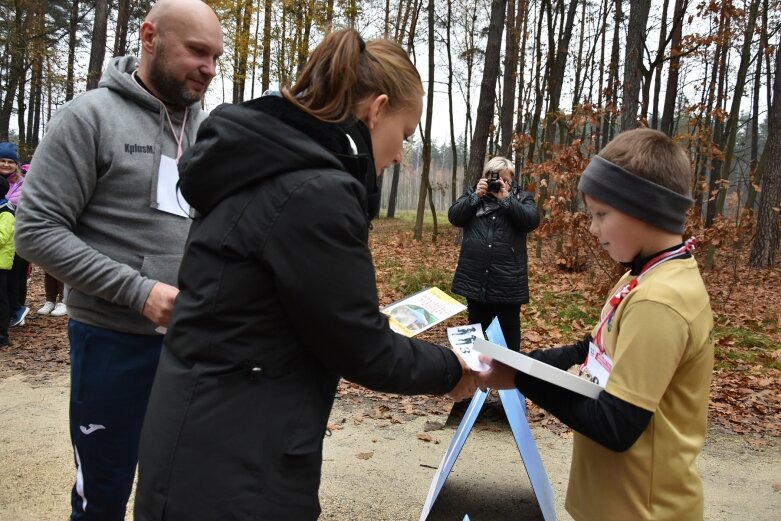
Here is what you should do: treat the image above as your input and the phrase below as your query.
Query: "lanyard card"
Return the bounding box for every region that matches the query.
[581,341,613,389]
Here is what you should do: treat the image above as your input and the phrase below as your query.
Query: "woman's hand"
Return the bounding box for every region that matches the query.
[475,178,488,198]
[446,355,477,401]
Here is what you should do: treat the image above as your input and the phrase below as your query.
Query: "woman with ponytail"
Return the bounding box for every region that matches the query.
[135,29,475,521]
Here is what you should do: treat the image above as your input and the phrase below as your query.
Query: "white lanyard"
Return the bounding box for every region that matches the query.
[164,108,188,164]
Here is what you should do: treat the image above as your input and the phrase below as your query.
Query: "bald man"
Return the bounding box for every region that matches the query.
[15,1,223,519]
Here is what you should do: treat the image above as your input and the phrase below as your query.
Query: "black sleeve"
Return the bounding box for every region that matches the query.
[504,190,540,233]
[526,334,591,370]
[516,335,653,452]
[447,188,478,227]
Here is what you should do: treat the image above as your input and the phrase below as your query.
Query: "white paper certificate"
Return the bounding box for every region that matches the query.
[473,338,602,399]
[447,323,489,372]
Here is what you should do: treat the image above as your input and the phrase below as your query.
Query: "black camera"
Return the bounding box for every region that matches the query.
[486,171,503,193]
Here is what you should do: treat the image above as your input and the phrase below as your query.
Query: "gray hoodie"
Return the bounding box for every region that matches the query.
[15,56,206,334]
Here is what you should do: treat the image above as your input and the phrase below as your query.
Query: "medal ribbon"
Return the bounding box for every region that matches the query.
[592,237,698,353]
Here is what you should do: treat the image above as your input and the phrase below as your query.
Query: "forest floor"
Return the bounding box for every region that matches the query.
[0,217,779,519]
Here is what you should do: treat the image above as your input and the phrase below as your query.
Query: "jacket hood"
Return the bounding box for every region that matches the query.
[98,56,202,114]
[179,96,378,217]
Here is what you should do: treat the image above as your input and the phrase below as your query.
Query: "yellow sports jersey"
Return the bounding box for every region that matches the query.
[566,257,714,521]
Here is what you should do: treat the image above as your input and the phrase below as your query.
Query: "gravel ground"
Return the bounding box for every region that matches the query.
[1,372,779,520]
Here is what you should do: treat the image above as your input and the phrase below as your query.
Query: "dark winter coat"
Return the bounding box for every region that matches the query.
[448,186,539,304]
[134,96,463,521]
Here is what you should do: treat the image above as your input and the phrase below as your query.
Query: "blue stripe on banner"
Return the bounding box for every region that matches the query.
[418,317,556,521]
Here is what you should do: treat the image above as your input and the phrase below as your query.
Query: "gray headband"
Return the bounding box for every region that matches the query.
[578,155,693,234]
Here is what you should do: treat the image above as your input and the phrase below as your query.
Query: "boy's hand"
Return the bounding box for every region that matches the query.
[475,355,517,391]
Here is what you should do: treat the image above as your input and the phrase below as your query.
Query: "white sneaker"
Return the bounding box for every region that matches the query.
[50,302,68,317]
[37,301,56,315]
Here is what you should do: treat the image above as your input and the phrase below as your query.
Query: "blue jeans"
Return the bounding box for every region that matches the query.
[68,320,162,521]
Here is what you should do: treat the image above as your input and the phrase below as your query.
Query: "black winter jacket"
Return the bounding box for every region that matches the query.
[449,186,539,304]
[134,97,463,521]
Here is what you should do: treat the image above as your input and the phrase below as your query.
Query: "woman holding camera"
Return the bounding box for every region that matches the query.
[448,156,539,351]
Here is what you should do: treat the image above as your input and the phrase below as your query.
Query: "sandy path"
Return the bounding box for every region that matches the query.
[1,372,779,520]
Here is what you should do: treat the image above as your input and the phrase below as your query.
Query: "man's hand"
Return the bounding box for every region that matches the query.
[475,355,517,391]
[446,355,477,401]
[142,282,179,327]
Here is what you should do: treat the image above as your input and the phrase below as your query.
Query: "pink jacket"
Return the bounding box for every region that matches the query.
[5,173,24,207]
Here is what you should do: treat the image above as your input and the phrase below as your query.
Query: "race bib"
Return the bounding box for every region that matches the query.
[581,341,613,389]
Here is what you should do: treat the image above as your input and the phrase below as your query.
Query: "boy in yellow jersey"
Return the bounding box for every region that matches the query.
[477,128,714,521]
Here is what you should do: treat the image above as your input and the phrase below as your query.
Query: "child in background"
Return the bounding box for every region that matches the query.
[477,128,714,521]
[0,176,16,346]
[37,272,67,316]
[0,143,28,326]
[21,163,67,318]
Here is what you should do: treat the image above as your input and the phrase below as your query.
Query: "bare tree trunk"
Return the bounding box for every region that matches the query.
[386,163,401,218]
[261,0,271,93]
[27,1,44,151]
[704,6,729,229]
[459,0,478,186]
[17,69,27,152]
[620,0,651,131]
[86,0,110,90]
[414,0,437,241]
[296,0,316,76]
[513,0,530,178]
[648,0,670,128]
[748,39,781,268]
[660,0,685,135]
[325,0,334,34]
[526,0,546,163]
[249,0,262,99]
[466,0,507,185]
[113,0,131,57]
[499,0,519,156]
[347,0,357,28]
[278,3,288,86]
[446,0,458,204]
[571,0,588,108]
[745,0,770,210]
[714,0,760,216]
[232,0,254,103]
[0,3,34,140]
[543,0,579,152]
[66,0,80,101]
[602,0,622,148]
[595,0,609,150]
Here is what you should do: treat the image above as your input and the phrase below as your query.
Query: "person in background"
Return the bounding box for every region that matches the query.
[448,156,539,351]
[14,1,224,519]
[134,28,475,521]
[0,176,15,347]
[0,142,29,327]
[477,128,714,521]
[17,160,66,318]
[37,272,67,317]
